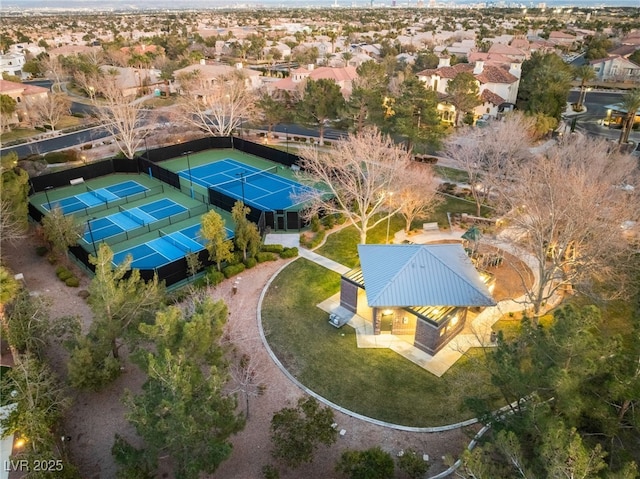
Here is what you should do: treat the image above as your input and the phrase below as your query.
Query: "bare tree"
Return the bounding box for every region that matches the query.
[445,113,534,216]
[495,136,639,320]
[87,71,147,159]
[27,93,70,132]
[176,70,256,136]
[39,55,65,90]
[393,162,442,233]
[227,345,267,419]
[296,127,423,244]
[0,198,26,245]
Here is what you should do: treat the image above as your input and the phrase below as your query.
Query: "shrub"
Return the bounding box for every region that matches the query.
[36,246,48,256]
[262,464,280,479]
[279,247,298,259]
[261,244,284,253]
[244,257,257,269]
[223,263,246,278]
[397,449,429,479]
[310,215,321,233]
[65,276,80,287]
[44,150,79,164]
[228,251,243,265]
[57,269,73,281]
[55,265,67,275]
[324,141,331,146]
[256,252,277,263]
[47,255,57,265]
[205,269,225,286]
[78,290,90,300]
[322,214,335,229]
[81,143,93,150]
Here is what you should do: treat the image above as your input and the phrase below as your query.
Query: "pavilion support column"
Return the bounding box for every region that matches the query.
[373,307,381,335]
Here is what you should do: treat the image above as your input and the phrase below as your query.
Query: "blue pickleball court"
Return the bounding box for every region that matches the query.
[178,158,316,211]
[43,180,148,215]
[112,223,234,269]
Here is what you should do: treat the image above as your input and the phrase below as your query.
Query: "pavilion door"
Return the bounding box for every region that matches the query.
[380,310,394,333]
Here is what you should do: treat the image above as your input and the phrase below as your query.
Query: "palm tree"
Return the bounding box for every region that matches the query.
[574,65,595,112]
[619,88,640,145]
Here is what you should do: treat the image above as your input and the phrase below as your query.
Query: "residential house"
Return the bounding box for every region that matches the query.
[261,42,292,61]
[338,244,495,355]
[173,61,262,92]
[621,30,640,46]
[486,42,529,62]
[98,66,164,97]
[434,39,476,59]
[548,31,577,49]
[0,79,49,128]
[268,64,358,99]
[0,53,26,78]
[46,44,101,59]
[589,55,640,83]
[417,56,521,123]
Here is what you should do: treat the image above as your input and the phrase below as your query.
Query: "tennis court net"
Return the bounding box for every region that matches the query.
[87,185,111,203]
[118,205,146,226]
[159,230,192,254]
[213,165,279,191]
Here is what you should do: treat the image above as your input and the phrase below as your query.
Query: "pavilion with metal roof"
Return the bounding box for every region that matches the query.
[339,243,496,355]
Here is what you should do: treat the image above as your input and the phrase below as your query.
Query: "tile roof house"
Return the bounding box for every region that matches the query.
[589,55,640,83]
[339,244,495,355]
[173,61,263,92]
[487,42,528,62]
[98,66,164,97]
[268,64,358,99]
[549,31,577,47]
[0,79,49,128]
[416,56,521,123]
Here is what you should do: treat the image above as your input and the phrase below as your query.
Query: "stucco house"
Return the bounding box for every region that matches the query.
[0,53,26,78]
[0,79,49,128]
[339,244,495,355]
[589,55,640,83]
[173,61,262,92]
[416,56,521,123]
[268,64,358,99]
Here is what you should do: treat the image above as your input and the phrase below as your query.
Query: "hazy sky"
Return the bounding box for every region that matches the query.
[4,0,640,7]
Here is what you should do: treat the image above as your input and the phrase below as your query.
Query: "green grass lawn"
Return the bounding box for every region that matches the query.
[315,196,490,268]
[1,127,41,144]
[262,258,503,426]
[434,165,470,183]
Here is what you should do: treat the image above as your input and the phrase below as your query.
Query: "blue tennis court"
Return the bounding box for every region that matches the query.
[43,180,148,215]
[83,198,187,243]
[112,223,234,269]
[178,158,316,211]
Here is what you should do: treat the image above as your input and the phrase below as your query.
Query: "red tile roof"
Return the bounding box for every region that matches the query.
[480,89,505,106]
[475,65,518,84]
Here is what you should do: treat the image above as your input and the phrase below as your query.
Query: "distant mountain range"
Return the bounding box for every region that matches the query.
[3,0,640,9]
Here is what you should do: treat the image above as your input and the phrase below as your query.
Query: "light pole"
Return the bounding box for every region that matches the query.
[43,186,53,210]
[236,171,246,204]
[182,150,194,198]
[86,218,97,255]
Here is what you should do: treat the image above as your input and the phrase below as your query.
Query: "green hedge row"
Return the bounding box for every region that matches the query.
[55,265,80,287]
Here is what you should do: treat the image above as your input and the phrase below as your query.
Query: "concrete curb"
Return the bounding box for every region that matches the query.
[256,258,480,434]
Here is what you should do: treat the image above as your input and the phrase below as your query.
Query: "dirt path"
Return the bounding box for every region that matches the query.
[3,233,472,478]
